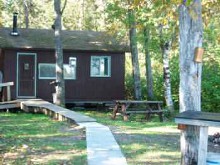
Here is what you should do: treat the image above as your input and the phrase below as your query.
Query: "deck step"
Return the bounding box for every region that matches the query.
[0,101,20,110]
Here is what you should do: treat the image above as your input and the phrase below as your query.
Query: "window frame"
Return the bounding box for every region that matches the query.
[38,63,56,79]
[38,58,77,80]
[90,56,111,77]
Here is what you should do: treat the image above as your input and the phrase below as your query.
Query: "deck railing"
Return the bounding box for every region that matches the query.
[0,82,14,101]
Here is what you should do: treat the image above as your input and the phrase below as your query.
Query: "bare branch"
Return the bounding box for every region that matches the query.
[61,0,67,15]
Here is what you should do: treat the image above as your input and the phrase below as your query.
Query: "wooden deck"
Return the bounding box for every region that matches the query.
[0,100,20,110]
[0,99,96,123]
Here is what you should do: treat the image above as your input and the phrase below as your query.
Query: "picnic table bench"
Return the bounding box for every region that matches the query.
[111,100,164,122]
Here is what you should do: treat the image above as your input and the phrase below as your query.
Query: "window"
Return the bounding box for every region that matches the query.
[39,63,56,79]
[65,57,77,79]
[90,56,111,77]
[39,57,77,79]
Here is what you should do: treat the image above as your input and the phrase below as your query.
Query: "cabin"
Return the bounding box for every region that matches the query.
[0,27,128,103]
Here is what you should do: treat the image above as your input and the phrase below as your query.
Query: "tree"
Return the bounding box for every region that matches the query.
[0,0,3,27]
[53,0,67,106]
[23,0,32,28]
[2,0,54,29]
[159,24,175,112]
[128,3,142,100]
[179,0,203,164]
[143,28,154,100]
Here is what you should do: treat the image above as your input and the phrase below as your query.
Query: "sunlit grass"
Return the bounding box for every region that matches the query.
[0,112,87,165]
[77,109,181,165]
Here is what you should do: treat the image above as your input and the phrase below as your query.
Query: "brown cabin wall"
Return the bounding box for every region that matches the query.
[2,49,125,102]
[2,49,17,99]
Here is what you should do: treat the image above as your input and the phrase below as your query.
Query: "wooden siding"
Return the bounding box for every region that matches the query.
[2,49,125,102]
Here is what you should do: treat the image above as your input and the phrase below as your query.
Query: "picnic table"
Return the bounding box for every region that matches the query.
[111,100,164,121]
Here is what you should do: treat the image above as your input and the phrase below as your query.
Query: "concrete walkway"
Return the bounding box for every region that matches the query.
[80,122,127,165]
[19,99,127,165]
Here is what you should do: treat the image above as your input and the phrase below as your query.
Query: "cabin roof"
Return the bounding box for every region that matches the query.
[0,28,129,52]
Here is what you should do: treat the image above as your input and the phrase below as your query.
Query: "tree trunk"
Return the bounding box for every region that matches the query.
[159,25,174,112]
[179,0,203,164]
[128,9,142,100]
[161,41,174,112]
[23,0,29,29]
[54,0,65,106]
[143,28,154,100]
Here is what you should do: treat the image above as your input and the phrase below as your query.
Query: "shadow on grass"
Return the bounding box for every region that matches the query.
[77,109,181,165]
[113,131,180,165]
[0,112,87,165]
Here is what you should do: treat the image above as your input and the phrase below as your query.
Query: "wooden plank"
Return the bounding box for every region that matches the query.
[126,110,163,114]
[0,82,14,87]
[175,118,220,127]
[0,103,19,110]
[175,110,220,122]
[0,100,20,110]
[73,101,114,105]
[115,100,163,104]
[6,86,11,101]
[198,126,208,165]
[175,111,220,127]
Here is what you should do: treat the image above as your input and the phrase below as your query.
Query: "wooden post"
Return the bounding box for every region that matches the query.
[111,103,119,120]
[198,126,208,165]
[6,85,11,101]
[121,104,128,121]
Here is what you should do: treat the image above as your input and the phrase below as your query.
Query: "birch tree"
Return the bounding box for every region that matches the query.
[159,24,175,112]
[53,0,67,106]
[179,0,203,164]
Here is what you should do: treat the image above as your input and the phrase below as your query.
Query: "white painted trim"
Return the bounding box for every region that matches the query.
[38,63,76,80]
[17,52,37,98]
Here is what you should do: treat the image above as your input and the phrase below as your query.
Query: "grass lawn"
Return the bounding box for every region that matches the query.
[77,109,181,165]
[0,109,181,165]
[0,111,87,165]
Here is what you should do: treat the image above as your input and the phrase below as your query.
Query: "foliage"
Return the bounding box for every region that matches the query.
[2,0,54,29]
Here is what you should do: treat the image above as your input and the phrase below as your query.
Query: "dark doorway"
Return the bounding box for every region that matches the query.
[17,53,36,98]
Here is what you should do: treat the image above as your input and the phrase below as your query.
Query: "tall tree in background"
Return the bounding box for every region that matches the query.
[23,0,32,28]
[0,0,3,27]
[3,0,54,29]
[179,0,203,164]
[143,28,154,100]
[53,0,67,106]
[128,3,142,100]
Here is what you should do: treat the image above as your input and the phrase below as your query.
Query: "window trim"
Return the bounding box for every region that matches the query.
[38,63,56,79]
[90,56,111,77]
[38,61,77,80]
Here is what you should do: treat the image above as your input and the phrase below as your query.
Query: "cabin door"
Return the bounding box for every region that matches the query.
[17,53,36,98]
